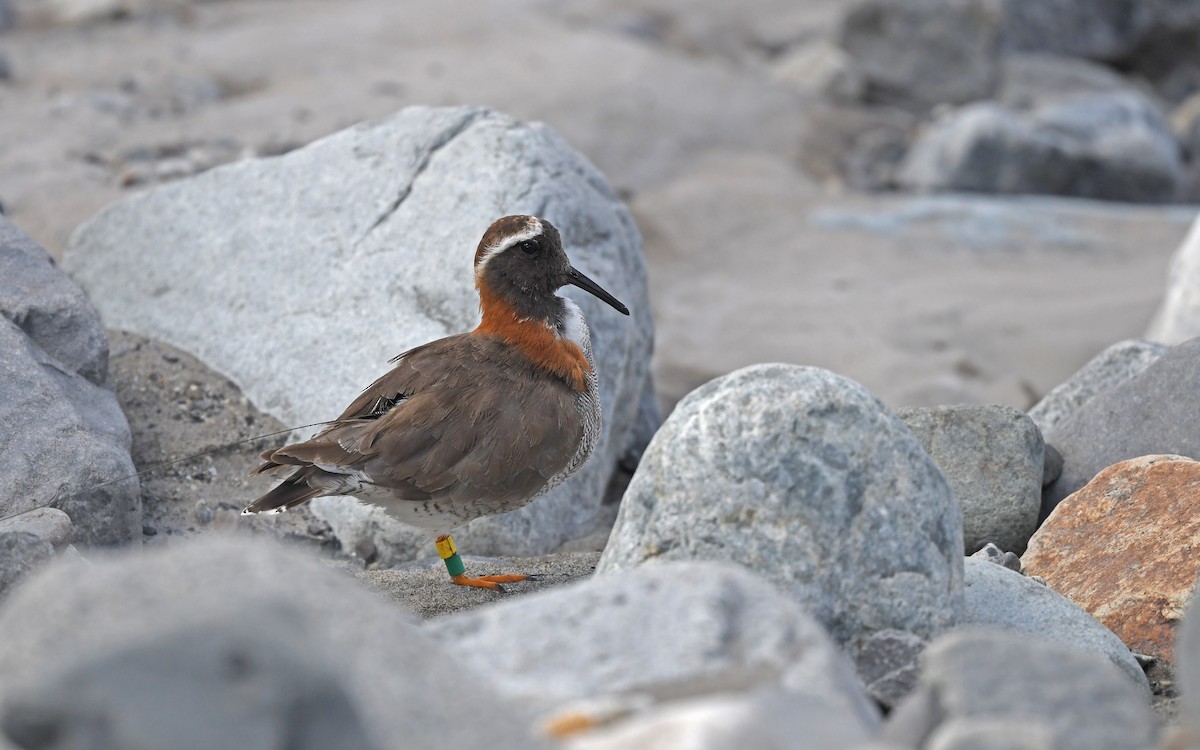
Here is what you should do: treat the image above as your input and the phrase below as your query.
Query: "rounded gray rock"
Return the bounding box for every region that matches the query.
[883,628,1158,750]
[855,629,926,709]
[0,536,546,750]
[1041,443,1063,487]
[1028,339,1168,435]
[897,102,1077,196]
[597,364,964,654]
[0,216,138,547]
[0,507,73,551]
[0,317,138,547]
[0,214,108,385]
[431,560,879,728]
[1042,336,1200,512]
[970,542,1022,572]
[897,404,1043,555]
[961,557,1148,692]
[3,615,379,750]
[898,93,1184,203]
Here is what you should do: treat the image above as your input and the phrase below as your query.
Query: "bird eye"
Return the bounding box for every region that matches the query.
[519,239,539,255]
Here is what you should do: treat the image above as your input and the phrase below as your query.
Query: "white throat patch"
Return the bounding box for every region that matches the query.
[475,218,543,273]
[559,297,589,348]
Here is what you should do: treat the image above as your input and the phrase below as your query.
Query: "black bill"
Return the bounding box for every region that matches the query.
[567,267,630,315]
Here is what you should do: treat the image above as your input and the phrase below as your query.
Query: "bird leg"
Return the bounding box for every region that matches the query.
[435,535,528,590]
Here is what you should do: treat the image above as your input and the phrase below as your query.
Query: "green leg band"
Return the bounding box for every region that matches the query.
[442,552,466,577]
[435,535,466,577]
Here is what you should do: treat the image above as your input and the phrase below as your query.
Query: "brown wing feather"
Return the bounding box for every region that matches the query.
[243,468,324,512]
[248,333,584,513]
[334,337,461,421]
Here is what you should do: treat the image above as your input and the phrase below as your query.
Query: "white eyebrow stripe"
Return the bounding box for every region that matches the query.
[475,218,543,271]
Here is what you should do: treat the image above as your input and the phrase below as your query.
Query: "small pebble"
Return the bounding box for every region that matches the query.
[193,501,214,525]
[142,524,158,536]
[1043,443,1064,487]
[971,542,1022,573]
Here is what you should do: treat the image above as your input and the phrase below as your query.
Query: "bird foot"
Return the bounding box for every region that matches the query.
[451,573,530,591]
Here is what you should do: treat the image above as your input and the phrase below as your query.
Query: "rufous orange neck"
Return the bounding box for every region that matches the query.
[473,283,590,392]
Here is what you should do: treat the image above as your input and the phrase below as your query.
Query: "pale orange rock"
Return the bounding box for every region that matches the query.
[1023,454,1200,662]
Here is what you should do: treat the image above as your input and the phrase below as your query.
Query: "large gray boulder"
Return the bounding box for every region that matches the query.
[1148,213,1200,344]
[838,0,1004,110]
[898,92,1184,203]
[1035,92,1183,201]
[882,629,1158,750]
[1042,337,1200,512]
[3,615,379,750]
[897,405,1043,555]
[430,561,879,728]
[961,557,1147,692]
[0,536,546,750]
[63,105,656,560]
[0,217,139,547]
[597,364,965,655]
[1028,339,1168,435]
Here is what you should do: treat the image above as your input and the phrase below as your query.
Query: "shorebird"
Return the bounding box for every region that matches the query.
[243,215,629,589]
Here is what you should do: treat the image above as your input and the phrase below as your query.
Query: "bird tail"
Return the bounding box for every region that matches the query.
[243,470,323,514]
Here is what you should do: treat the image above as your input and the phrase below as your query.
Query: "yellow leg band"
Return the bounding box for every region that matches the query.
[435,535,466,577]
[435,535,458,560]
